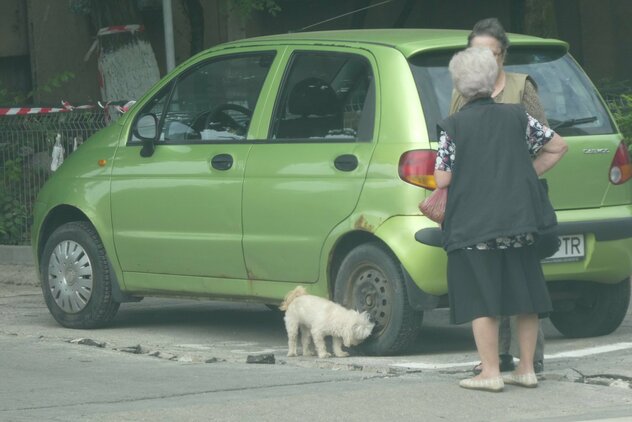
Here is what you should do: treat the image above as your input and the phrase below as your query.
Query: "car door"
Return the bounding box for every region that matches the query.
[111,50,278,282]
[242,48,379,283]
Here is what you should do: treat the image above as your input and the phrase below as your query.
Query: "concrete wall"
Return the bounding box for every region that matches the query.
[13,1,230,105]
[2,0,629,105]
[0,0,29,57]
[578,0,632,82]
[26,0,100,104]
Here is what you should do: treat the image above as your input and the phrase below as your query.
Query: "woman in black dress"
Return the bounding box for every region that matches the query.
[435,47,567,392]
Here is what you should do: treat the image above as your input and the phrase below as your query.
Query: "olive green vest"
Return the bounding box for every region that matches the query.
[449,72,529,114]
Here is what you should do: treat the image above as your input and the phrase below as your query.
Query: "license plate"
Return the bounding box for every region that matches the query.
[542,234,585,263]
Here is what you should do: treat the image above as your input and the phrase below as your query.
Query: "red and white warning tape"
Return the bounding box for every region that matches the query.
[0,100,135,116]
[61,100,96,111]
[0,107,68,116]
[96,24,144,37]
[0,24,144,118]
[85,24,145,62]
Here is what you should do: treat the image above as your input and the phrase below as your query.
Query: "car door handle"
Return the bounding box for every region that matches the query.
[211,154,233,170]
[334,154,358,172]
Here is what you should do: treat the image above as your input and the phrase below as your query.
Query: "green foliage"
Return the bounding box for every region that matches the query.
[598,79,632,155]
[229,0,281,18]
[0,68,81,246]
[610,94,632,154]
[68,0,92,15]
[0,158,28,244]
[0,71,75,105]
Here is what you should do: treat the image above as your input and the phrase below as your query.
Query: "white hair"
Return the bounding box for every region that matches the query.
[449,47,499,101]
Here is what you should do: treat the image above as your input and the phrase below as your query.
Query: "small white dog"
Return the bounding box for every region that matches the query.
[279,286,375,358]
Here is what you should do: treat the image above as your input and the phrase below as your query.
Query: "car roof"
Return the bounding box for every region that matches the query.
[219,29,569,57]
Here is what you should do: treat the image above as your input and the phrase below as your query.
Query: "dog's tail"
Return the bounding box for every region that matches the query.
[279,286,307,311]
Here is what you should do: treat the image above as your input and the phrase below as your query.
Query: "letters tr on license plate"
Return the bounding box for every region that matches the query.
[542,234,585,263]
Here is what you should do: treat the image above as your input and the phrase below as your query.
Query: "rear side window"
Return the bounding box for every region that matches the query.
[409,48,615,140]
[270,51,375,142]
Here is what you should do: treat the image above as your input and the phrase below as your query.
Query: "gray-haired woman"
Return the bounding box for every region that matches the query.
[451,17,550,376]
[435,47,567,392]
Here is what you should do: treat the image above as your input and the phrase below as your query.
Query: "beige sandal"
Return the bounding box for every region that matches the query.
[503,372,538,388]
[459,376,504,392]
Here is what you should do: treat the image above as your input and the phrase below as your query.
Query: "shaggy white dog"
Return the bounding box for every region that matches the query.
[279,286,375,358]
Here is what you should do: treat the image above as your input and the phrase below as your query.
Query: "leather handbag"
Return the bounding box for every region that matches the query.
[419,188,448,224]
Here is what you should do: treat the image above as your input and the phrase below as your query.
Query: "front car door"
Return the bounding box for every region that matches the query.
[242,47,379,283]
[111,49,277,286]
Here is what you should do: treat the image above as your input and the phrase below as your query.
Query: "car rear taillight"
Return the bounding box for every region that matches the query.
[399,150,437,190]
[609,141,632,185]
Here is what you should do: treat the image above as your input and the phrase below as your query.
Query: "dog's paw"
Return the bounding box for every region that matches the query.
[287,351,297,357]
[334,351,350,357]
[303,349,315,357]
[317,352,332,358]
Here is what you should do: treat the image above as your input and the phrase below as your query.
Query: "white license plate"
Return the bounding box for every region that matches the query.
[542,234,585,263]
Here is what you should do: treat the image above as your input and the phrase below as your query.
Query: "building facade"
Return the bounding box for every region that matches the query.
[0,0,630,106]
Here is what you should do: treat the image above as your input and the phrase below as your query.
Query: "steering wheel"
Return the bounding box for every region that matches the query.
[203,103,252,136]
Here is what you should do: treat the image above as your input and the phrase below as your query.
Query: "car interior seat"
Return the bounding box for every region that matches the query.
[275,77,343,139]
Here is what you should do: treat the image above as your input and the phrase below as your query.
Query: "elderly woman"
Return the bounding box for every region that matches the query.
[451,18,547,124]
[435,47,567,392]
[451,17,550,376]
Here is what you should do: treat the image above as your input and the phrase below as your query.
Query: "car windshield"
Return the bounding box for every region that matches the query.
[409,47,615,140]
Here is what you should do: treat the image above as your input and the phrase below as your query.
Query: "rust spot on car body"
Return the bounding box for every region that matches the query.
[354,215,374,232]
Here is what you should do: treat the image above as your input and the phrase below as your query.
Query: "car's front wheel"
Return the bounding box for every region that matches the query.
[334,242,421,355]
[40,221,120,328]
[549,278,630,338]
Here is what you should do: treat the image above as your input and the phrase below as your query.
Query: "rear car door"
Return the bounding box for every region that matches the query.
[111,50,277,281]
[242,47,379,283]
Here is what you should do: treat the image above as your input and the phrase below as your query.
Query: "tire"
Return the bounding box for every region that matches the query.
[40,221,120,328]
[334,242,421,355]
[549,278,631,338]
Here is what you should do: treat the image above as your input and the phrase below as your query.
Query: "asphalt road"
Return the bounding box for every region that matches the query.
[1,264,632,421]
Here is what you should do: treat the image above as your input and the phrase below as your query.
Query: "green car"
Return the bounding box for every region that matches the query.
[32,29,632,355]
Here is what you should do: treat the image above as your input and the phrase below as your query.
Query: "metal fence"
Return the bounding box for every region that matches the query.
[0,110,108,245]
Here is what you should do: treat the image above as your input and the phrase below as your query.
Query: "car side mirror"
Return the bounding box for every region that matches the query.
[133,114,158,157]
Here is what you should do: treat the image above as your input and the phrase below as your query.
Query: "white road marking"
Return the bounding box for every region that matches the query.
[391,360,480,370]
[579,418,632,422]
[390,342,632,370]
[543,342,632,359]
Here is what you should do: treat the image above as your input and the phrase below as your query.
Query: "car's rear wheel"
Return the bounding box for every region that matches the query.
[334,242,421,355]
[549,278,630,338]
[40,221,120,328]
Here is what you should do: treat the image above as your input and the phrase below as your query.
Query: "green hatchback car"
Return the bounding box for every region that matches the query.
[32,29,632,355]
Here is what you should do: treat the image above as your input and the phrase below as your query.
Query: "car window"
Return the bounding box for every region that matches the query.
[270,51,375,141]
[409,48,615,140]
[132,52,275,143]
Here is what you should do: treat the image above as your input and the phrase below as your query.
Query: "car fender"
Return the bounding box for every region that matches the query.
[322,212,448,297]
[32,123,127,292]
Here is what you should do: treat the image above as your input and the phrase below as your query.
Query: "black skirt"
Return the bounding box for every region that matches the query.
[447,245,553,325]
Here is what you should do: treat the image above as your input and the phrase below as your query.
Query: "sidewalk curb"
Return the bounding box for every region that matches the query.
[0,245,34,266]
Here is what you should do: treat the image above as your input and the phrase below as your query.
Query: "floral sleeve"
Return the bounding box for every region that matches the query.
[525,113,556,157]
[435,130,455,172]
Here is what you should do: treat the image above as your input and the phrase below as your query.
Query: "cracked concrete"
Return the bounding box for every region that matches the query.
[2,259,632,420]
[1,260,632,384]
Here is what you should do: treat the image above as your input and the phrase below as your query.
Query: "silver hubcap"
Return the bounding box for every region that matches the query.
[350,266,393,336]
[48,240,93,313]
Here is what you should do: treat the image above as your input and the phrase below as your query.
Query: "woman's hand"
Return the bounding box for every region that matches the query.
[533,133,568,176]
[434,169,452,189]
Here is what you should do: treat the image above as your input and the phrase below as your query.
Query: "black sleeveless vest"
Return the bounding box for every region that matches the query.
[438,97,552,252]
